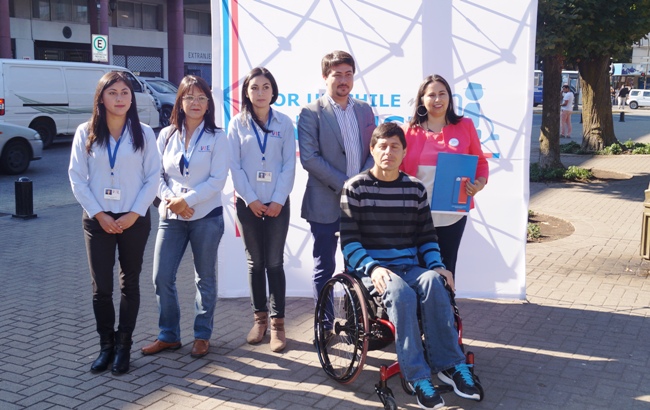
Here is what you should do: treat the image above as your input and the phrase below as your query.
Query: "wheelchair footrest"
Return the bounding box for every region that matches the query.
[375,383,395,406]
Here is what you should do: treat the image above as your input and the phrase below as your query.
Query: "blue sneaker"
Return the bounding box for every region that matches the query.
[411,379,444,410]
[437,363,481,400]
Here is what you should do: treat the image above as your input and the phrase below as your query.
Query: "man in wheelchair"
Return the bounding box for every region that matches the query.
[339,122,482,409]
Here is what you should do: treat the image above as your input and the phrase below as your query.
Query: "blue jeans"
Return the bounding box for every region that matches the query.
[152,212,224,342]
[235,198,289,318]
[309,219,340,304]
[359,265,466,383]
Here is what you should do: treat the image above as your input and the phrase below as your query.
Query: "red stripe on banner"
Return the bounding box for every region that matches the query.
[230,0,241,115]
[230,0,242,237]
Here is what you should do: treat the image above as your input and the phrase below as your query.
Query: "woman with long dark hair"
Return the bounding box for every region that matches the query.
[227,67,295,352]
[69,71,159,375]
[140,75,228,359]
[401,74,489,278]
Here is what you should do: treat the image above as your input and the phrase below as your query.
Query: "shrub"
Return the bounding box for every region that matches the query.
[530,163,593,182]
[563,166,593,181]
[597,140,650,155]
[560,141,585,154]
[530,163,567,182]
[632,145,650,155]
[599,143,622,155]
[527,222,541,241]
[623,139,636,149]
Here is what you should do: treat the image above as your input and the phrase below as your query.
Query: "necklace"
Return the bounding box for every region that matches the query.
[424,121,440,133]
[424,119,448,134]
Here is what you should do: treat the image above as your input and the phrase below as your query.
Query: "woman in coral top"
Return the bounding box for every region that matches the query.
[401,74,489,278]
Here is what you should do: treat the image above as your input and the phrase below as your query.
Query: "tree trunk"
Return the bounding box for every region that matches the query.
[578,55,617,151]
[538,54,564,169]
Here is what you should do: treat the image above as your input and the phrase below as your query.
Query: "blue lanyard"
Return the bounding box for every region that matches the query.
[107,123,127,176]
[250,109,273,161]
[181,127,205,176]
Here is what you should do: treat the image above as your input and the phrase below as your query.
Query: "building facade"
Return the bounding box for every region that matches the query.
[631,37,650,89]
[3,0,211,85]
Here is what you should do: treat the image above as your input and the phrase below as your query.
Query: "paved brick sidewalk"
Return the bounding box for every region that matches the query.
[1,114,650,409]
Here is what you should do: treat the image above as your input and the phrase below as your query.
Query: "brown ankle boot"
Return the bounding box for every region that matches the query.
[270,317,286,352]
[246,312,268,344]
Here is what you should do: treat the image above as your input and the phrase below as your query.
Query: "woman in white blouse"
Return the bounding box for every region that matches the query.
[227,67,296,352]
[140,75,228,360]
[69,71,159,375]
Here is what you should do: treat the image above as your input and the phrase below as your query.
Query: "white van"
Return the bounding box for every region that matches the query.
[0,59,159,148]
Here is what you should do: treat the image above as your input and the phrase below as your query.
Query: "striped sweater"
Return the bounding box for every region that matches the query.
[340,170,445,276]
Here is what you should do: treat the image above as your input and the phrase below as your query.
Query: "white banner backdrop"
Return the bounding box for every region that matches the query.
[211,1,537,299]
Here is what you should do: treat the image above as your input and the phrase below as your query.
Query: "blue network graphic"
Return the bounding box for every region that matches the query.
[456,82,500,158]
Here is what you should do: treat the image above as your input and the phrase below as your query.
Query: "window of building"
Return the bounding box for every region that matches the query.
[32,0,51,20]
[71,0,88,23]
[32,0,87,23]
[142,4,160,30]
[185,10,211,35]
[10,0,33,18]
[118,2,141,28]
[117,2,161,31]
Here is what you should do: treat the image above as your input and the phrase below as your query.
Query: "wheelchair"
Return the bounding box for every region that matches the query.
[314,271,484,410]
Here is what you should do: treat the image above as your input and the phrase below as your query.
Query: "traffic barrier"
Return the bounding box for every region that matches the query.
[13,177,37,219]
[642,187,650,260]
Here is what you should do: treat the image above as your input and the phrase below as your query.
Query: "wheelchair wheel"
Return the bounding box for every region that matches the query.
[314,273,369,384]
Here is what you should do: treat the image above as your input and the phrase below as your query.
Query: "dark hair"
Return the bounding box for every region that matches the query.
[408,74,463,129]
[321,50,356,78]
[86,71,144,154]
[370,122,407,149]
[170,75,219,134]
[240,67,279,133]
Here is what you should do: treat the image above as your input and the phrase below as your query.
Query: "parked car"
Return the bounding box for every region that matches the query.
[0,122,43,174]
[138,77,179,127]
[627,89,650,109]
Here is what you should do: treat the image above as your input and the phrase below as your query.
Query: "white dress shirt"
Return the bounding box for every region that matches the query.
[69,121,160,218]
[327,95,362,178]
[157,121,229,220]
[227,109,296,206]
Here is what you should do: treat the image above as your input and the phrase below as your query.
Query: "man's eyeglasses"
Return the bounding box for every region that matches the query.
[182,95,210,104]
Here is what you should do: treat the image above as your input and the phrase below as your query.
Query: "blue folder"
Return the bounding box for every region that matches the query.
[430,153,478,213]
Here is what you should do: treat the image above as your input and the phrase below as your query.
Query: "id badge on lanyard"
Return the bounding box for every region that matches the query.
[105,124,127,201]
[180,127,206,179]
[252,111,273,183]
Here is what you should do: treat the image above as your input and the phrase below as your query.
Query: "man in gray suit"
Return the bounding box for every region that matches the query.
[298,50,376,304]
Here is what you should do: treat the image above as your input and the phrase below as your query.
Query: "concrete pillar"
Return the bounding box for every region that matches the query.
[89,0,98,36]
[99,0,110,35]
[0,0,12,58]
[167,0,184,84]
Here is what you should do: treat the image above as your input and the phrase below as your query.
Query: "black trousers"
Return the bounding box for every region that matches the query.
[83,210,151,336]
[235,197,289,318]
[435,216,467,279]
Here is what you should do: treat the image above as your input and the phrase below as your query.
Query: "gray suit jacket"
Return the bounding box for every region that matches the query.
[298,96,376,224]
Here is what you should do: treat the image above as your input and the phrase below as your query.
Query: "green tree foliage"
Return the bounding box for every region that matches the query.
[536,0,650,154]
[566,1,650,151]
